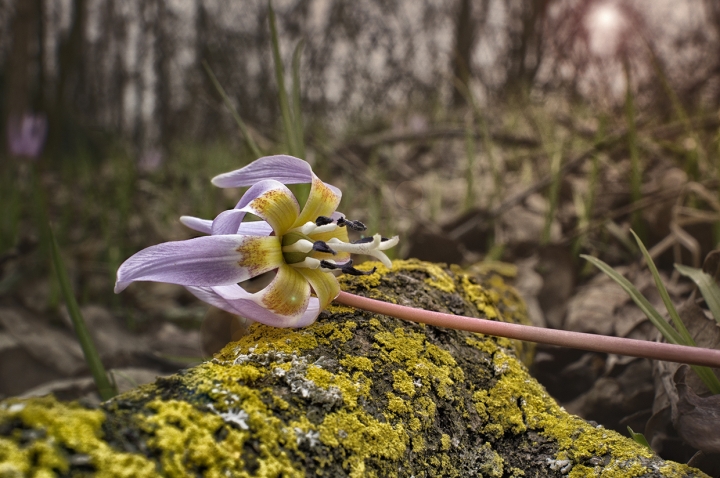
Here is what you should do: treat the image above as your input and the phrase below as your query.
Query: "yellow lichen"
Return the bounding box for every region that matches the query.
[0,260,705,477]
[318,410,407,460]
[386,393,412,414]
[340,356,374,372]
[0,397,155,477]
[441,434,451,451]
[411,435,425,453]
[391,369,416,397]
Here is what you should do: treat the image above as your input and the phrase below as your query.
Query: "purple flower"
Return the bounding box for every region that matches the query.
[138,148,164,173]
[7,113,48,159]
[116,155,398,327]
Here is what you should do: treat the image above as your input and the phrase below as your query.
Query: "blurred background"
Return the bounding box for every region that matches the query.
[2,0,720,465]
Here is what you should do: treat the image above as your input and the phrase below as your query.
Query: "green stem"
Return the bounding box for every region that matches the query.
[48,225,117,400]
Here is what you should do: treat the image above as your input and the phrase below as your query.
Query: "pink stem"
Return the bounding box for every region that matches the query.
[335,291,720,368]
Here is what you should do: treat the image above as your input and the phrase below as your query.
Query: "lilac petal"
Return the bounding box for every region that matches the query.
[212,209,249,236]
[238,221,273,236]
[180,216,212,234]
[212,155,313,187]
[115,235,282,293]
[187,284,320,328]
[182,214,272,236]
[211,154,341,198]
[212,179,298,235]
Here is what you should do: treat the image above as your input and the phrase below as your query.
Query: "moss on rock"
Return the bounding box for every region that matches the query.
[0,260,708,477]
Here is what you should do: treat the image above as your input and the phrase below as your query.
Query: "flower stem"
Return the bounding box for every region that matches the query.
[334,291,720,368]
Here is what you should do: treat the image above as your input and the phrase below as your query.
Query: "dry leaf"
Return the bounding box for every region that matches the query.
[674,366,720,454]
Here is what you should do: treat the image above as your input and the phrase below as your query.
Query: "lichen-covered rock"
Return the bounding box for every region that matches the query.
[0,260,707,477]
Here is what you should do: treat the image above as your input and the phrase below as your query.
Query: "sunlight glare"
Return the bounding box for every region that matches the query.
[586,3,626,56]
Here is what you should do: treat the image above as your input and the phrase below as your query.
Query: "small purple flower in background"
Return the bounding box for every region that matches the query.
[115,155,398,327]
[7,113,48,159]
[138,148,164,173]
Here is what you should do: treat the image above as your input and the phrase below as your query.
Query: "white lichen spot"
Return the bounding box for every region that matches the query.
[547,458,573,474]
[7,403,25,413]
[295,428,320,447]
[219,409,250,430]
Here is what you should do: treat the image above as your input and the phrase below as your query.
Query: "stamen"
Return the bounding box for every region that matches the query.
[337,217,367,231]
[312,241,336,255]
[319,259,375,276]
[290,257,321,269]
[352,236,386,244]
[282,239,314,253]
[315,216,334,226]
[377,236,399,250]
[312,223,338,234]
[293,222,318,235]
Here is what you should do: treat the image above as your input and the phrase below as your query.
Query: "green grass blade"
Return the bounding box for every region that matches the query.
[694,367,720,394]
[627,427,651,449]
[623,61,643,237]
[48,224,117,400]
[464,116,475,210]
[581,254,684,344]
[630,230,696,345]
[584,253,720,394]
[202,60,263,158]
[268,0,298,157]
[675,264,720,325]
[291,39,306,159]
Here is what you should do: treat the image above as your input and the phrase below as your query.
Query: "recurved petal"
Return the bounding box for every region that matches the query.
[188,267,319,327]
[211,210,273,237]
[291,176,342,229]
[185,285,254,319]
[213,179,300,236]
[238,221,274,236]
[212,155,320,187]
[180,216,212,234]
[240,181,300,235]
[114,235,282,293]
[296,268,340,310]
[211,155,342,203]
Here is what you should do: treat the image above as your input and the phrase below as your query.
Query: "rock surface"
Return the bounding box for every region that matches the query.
[0,260,707,477]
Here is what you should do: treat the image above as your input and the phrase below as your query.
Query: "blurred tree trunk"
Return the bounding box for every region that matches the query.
[451,0,475,106]
[154,0,171,151]
[4,0,42,137]
[704,0,720,107]
[49,0,87,154]
[503,0,550,98]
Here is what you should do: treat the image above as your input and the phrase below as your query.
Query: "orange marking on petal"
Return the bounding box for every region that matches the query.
[249,188,300,235]
[236,236,283,278]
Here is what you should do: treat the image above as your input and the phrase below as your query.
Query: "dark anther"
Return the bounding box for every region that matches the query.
[319,260,339,270]
[312,241,336,255]
[319,259,375,276]
[315,216,334,226]
[337,217,367,231]
[342,264,376,276]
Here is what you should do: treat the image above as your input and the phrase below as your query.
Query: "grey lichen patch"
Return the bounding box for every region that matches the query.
[0,260,709,477]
